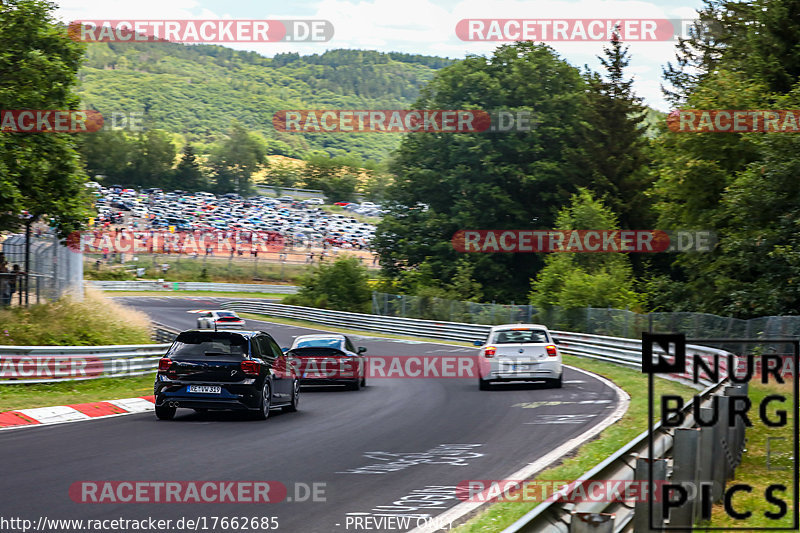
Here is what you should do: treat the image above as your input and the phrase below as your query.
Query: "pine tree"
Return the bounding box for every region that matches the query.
[577,31,651,230]
[172,145,206,191]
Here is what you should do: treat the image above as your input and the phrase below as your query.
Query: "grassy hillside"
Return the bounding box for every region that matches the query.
[76,43,452,161]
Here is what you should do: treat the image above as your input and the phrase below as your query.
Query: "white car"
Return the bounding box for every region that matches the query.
[475,324,563,389]
[196,310,246,330]
[306,198,324,205]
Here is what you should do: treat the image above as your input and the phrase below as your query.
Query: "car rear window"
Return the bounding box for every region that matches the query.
[216,311,237,318]
[294,338,343,349]
[491,329,549,344]
[168,332,249,360]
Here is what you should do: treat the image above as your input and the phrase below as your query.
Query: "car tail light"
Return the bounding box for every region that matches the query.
[484,346,496,358]
[241,360,260,376]
[158,358,172,372]
[546,345,558,357]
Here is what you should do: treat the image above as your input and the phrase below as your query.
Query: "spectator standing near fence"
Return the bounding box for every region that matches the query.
[9,264,20,303]
[0,262,9,306]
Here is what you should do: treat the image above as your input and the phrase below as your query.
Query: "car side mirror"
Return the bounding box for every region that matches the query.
[473,340,483,346]
[553,339,560,345]
[357,347,367,354]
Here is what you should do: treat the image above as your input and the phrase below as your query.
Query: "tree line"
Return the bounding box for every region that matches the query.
[78,124,393,200]
[6,0,800,320]
[78,123,267,194]
[373,0,800,319]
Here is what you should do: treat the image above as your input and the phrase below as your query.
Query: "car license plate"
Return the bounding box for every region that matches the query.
[512,364,533,371]
[188,385,221,394]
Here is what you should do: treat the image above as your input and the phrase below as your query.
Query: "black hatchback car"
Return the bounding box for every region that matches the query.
[154,330,299,420]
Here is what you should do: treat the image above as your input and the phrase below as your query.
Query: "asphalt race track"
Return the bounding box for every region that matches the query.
[0,297,622,533]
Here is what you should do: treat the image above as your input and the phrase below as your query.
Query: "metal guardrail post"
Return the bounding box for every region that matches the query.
[695,410,719,520]
[724,383,748,465]
[710,395,730,501]
[633,457,667,532]
[669,428,701,528]
[569,513,614,533]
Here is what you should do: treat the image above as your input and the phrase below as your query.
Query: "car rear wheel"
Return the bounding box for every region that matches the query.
[348,378,361,391]
[551,374,563,388]
[283,381,299,412]
[155,403,176,420]
[479,377,492,390]
[252,382,271,420]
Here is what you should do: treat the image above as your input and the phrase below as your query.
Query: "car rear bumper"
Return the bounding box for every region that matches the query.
[486,370,561,381]
[481,360,562,381]
[299,377,359,386]
[155,384,261,410]
[155,396,256,410]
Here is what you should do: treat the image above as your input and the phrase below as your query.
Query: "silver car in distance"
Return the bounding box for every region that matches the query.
[475,324,563,390]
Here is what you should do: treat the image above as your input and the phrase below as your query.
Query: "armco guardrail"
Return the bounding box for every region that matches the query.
[152,322,180,343]
[0,323,182,384]
[501,378,748,533]
[219,301,746,531]
[219,301,725,387]
[0,343,171,384]
[503,376,748,533]
[222,299,490,341]
[86,280,299,293]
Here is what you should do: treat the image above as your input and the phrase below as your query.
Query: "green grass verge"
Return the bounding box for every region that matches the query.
[0,289,152,346]
[84,255,312,284]
[102,290,291,299]
[699,379,796,530]
[452,356,698,532]
[0,374,157,412]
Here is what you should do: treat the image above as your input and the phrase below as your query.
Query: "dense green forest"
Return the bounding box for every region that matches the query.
[76,43,451,161]
[8,0,800,319]
[373,0,800,318]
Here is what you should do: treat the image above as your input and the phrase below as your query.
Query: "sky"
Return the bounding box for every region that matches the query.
[55,0,708,111]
